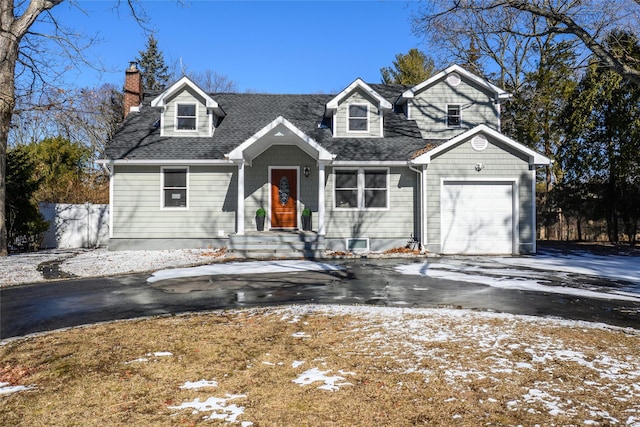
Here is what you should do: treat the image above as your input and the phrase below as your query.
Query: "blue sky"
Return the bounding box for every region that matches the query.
[54,1,426,94]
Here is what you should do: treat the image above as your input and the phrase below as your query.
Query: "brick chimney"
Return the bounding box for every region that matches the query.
[123,61,142,118]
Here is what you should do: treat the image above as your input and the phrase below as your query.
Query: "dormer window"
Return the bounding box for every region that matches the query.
[348,104,368,132]
[447,104,461,128]
[176,103,197,131]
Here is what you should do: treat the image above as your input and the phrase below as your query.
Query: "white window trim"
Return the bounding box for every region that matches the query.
[346,237,370,253]
[174,102,198,132]
[333,167,390,211]
[446,103,461,128]
[347,103,369,133]
[161,166,189,210]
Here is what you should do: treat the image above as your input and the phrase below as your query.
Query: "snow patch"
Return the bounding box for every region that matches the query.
[147,260,344,283]
[0,382,34,396]
[168,394,247,422]
[179,379,218,389]
[293,367,354,391]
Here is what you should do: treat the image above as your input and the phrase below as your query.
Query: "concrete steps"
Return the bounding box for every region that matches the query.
[227,231,325,259]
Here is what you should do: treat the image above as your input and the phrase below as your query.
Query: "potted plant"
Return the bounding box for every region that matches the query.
[301,207,312,231]
[256,208,266,231]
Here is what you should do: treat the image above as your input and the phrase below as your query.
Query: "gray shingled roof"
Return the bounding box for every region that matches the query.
[103,84,445,162]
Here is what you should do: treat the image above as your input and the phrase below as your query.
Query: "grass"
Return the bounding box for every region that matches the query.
[1,305,639,426]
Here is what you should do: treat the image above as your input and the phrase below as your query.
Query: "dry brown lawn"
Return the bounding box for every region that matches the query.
[1,305,639,426]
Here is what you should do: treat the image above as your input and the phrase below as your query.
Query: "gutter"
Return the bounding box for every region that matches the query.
[96,159,235,166]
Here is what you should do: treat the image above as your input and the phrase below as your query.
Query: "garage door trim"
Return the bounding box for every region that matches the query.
[440,178,519,255]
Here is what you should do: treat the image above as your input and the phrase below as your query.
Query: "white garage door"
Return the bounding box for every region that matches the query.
[441,181,514,254]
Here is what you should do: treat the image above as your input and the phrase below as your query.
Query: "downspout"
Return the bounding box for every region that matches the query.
[409,164,426,250]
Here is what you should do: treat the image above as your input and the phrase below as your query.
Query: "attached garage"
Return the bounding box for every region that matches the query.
[441,181,516,255]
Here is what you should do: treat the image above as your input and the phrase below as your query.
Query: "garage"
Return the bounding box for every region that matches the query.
[441,181,515,254]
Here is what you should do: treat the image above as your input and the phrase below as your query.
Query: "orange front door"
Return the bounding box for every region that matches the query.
[271,169,297,229]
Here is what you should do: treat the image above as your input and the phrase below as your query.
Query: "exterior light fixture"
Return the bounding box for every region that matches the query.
[475,163,484,172]
[304,166,310,177]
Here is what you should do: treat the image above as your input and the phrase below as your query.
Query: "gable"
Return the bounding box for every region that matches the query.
[160,87,211,136]
[332,88,384,138]
[401,64,510,102]
[411,125,551,166]
[151,76,225,138]
[325,78,392,138]
[399,65,510,140]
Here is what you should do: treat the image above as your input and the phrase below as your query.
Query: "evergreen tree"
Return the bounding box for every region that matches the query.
[380,49,435,85]
[6,145,48,251]
[501,40,578,238]
[137,34,170,91]
[25,136,91,204]
[560,31,640,243]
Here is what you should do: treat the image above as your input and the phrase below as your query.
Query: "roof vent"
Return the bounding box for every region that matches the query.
[471,136,488,151]
[447,73,461,87]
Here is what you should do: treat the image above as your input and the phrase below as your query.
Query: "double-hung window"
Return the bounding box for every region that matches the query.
[335,169,388,209]
[176,103,197,131]
[348,104,368,132]
[447,104,461,128]
[162,167,188,208]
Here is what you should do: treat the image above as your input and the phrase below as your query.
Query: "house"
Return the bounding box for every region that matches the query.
[97,62,551,256]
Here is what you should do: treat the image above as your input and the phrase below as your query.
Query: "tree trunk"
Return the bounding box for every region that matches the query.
[0,0,63,255]
[0,31,19,256]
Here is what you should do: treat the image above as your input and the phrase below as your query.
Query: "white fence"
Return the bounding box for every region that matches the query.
[40,203,109,249]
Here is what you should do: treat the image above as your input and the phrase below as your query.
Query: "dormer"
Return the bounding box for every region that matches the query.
[324,78,392,138]
[150,76,226,137]
[396,64,511,139]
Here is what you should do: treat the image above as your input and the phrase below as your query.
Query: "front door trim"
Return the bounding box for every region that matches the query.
[268,166,300,230]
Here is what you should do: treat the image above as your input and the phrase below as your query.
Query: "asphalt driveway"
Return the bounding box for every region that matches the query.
[2,256,639,340]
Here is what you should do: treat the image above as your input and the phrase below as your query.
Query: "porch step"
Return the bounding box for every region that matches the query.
[227,231,325,259]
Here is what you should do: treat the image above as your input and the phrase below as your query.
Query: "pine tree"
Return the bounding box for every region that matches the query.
[499,40,578,238]
[560,31,640,243]
[6,145,48,251]
[380,49,435,85]
[136,34,170,91]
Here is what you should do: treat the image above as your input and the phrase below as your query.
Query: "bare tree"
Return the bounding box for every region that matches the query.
[414,0,640,86]
[0,0,144,255]
[188,69,238,93]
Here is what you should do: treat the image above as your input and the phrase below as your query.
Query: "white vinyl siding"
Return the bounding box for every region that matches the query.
[334,168,388,210]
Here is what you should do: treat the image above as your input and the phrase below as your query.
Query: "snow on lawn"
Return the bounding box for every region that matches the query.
[147,259,344,283]
[168,394,249,425]
[500,249,640,284]
[397,250,640,302]
[0,248,224,286]
[292,368,355,391]
[0,382,34,396]
[166,305,640,425]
